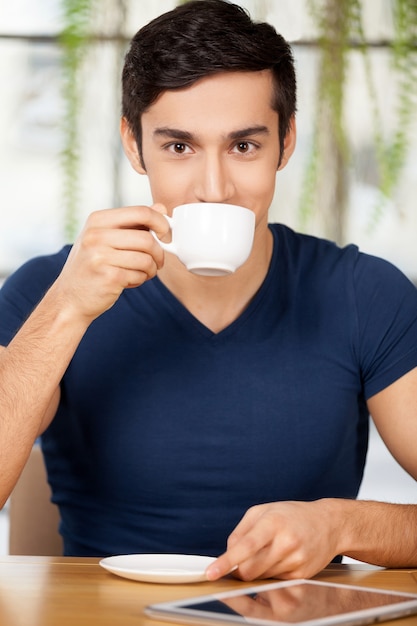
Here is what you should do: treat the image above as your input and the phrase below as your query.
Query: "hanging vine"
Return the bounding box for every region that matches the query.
[299,0,355,242]
[59,0,95,241]
[301,0,417,242]
[377,0,417,206]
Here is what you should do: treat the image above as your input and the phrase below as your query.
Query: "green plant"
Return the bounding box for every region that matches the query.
[301,0,417,242]
[59,0,95,241]
[372,0,417,224]
[300,0,353,242]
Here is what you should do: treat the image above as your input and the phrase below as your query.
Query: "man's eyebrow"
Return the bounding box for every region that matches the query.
[153,128,194,141]
[228,126,270,140]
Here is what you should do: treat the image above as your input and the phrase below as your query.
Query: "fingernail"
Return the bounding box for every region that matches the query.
[206,566,220,581]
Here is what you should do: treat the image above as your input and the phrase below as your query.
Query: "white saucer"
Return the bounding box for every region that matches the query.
[99,553,216,583]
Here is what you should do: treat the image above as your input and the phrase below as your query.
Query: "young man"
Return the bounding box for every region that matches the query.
[1,0,417,581]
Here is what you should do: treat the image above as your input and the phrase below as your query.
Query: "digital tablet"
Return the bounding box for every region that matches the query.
[145,578,417,626]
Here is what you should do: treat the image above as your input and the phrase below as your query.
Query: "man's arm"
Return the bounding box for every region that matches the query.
[342,365,417,565]
[0,205,169,507]
[206,368,417,581]
[367,367,417,483]
[0,292,88,507]
[338,368,417,567]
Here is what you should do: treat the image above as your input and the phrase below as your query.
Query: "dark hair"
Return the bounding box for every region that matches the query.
[122,0,296,164]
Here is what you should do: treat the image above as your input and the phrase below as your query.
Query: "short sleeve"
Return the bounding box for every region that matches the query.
[353,253,417,399]
[0,247,70,346]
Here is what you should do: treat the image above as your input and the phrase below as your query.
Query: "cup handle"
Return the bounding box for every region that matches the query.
[150,215,176,253]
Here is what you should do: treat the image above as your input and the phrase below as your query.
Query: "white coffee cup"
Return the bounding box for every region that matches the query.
[152,203,255,276]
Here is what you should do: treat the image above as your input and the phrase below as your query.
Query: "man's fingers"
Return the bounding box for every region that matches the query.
[206,526,269,581]
[206,556,238,581]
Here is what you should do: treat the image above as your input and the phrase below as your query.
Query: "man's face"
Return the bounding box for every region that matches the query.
[126,70,294,228]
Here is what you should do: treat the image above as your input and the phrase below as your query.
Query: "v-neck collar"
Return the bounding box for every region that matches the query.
[147,225,280,340]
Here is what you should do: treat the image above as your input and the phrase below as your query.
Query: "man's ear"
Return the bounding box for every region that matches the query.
[277,116,296,171]
[120,117,146,174]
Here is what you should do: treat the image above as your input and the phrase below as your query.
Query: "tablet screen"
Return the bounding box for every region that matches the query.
[146,579,417,626]
[181,582,409,622]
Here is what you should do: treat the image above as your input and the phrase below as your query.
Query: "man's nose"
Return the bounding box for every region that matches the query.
[194,153,235,203]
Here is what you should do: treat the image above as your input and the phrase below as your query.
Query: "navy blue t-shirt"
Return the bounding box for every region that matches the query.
[1,224,417,556]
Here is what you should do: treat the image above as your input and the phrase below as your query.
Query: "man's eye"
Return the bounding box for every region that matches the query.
[234,141,257,154]
[168,143,188,154]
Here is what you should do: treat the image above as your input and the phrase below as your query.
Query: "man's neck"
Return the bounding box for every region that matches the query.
[157,226,273,333]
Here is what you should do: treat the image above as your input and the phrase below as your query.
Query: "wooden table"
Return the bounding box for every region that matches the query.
[0,557,416,625]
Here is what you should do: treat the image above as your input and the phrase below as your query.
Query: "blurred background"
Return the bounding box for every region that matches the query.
[0,0,416,553]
